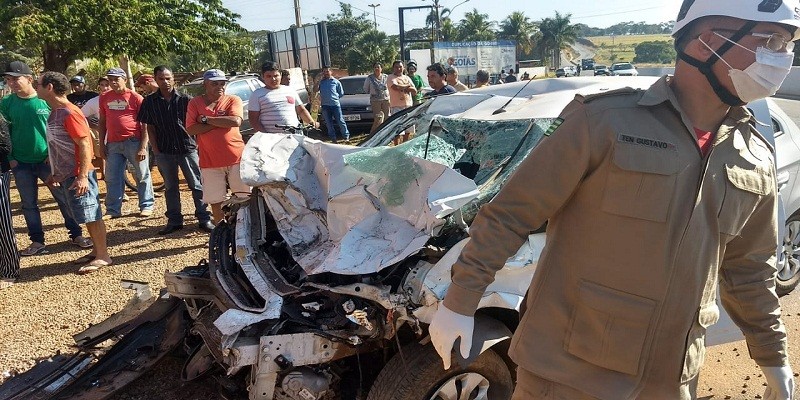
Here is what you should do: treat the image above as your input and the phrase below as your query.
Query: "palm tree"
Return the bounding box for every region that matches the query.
[499,11,536,58]
[456,8,496,41]
[426,7,453,41]
[534,11,578,68]
[346,29,399,75]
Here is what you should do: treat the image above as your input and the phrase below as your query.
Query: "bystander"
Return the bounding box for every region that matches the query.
[98,67,154,218]
[186,69,251,222]
[137,65,213,234]
[36,71,112,274]
[1,61,90,256]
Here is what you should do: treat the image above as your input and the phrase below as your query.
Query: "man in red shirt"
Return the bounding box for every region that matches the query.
[36,71,111,274]
[186,69,250,222]
[98,67,154,218]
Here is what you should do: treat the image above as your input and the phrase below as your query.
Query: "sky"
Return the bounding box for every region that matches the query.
[222,0,685,35]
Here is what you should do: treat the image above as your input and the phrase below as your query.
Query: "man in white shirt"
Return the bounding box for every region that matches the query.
[248,62,317,134]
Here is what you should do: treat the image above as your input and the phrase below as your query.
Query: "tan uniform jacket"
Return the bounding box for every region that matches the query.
[443,76,787,399]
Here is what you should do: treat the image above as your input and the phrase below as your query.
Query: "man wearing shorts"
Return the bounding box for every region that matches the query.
[36,71,111,274]
[186,69,250,222]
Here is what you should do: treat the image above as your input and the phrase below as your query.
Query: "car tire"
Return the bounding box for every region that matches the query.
[366,342,514,400]
[777,213,800,296]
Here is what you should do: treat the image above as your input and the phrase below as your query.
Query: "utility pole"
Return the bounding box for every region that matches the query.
[294,0,302,27]
[368,3,380,29]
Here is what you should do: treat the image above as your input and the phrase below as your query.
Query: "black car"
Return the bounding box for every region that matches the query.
[320,75,374,135]
[593,65,611,76]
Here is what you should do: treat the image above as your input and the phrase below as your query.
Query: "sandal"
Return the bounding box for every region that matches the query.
[20,243,47,256]
[77,259,112,275]
[70,236,94,249]
[72,254,96,265]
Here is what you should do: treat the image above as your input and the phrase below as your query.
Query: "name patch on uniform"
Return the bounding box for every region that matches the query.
[544,118,563,136]
[618,133,676,151]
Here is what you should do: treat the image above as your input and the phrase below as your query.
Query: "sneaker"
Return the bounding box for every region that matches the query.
[70,236,94,249]
[139,209,154,217]
[103,214,123,220]
[20,242,47,256]
[0,279,16,289]
[122,193,130,202]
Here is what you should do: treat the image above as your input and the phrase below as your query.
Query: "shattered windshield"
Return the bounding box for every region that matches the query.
[351,116,554,222]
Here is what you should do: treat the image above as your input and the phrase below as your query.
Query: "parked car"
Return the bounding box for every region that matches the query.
[7,77,799,400]
[330,75,373,133]
[555,65,577,77]
[594,64,611,76]
[181,74,310,141]
[610,62,639,76]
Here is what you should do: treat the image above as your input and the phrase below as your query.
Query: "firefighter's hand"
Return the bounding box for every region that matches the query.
[429,303,473,370]
[763,365,795,400]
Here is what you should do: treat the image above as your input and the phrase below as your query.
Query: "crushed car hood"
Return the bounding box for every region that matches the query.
[240,133,480,275]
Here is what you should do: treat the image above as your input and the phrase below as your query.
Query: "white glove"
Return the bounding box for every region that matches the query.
[763,365,795,400]
[429,303,474,370]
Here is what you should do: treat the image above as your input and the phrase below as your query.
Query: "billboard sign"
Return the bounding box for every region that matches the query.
[432,40,516,75]
[269,22,330,70]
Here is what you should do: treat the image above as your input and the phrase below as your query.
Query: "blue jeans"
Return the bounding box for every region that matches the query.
[321,105,350,140]
[105,139,154,216]
[11,161,82,244]
[155,151,210,226]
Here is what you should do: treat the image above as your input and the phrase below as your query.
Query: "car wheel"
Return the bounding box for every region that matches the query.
[367,342,513,400]
[777,214,800,296]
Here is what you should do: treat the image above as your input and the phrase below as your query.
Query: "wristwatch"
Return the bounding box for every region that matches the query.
[200,115,208,124]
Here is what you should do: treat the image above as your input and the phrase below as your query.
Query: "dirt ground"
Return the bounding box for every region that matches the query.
[1,162,800,400]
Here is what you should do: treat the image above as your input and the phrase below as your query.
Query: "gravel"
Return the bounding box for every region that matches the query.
[0,178,221,399]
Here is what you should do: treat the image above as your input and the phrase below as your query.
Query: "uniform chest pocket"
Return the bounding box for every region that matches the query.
[718,164,771,236]
[601,146,680,222]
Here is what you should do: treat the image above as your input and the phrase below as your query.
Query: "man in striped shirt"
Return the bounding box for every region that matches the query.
[137,66,213,235]
[248,61,317,134]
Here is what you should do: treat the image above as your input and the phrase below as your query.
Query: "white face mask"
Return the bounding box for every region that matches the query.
[702,34,794,102]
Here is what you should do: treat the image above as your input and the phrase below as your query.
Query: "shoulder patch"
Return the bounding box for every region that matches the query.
[575,87,642,104]
[544,118,564,136]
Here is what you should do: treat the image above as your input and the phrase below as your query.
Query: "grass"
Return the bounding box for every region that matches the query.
[583,34,673,66]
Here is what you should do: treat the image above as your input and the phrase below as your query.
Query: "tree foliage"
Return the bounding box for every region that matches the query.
[325,3,373,69]
[456,9,496,41]
[499,12,537,58]
[534,12,579,67]
[633,41,677,64]
[0,0,243,72]
[346,29,399,75]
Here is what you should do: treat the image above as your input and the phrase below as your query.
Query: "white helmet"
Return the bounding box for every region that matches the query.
[672,0,800,40]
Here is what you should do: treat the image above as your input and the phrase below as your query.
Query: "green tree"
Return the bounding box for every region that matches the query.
[250,30,272,69]
[499,11,536,57]
[456,9,496,41]
[346,29,398,75]
[0,0,243,73]
[325,3,372,69]
[533,12,579,67]
[633,41,676,64]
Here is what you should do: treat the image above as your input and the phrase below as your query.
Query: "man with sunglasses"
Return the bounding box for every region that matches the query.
[429,1,800,399]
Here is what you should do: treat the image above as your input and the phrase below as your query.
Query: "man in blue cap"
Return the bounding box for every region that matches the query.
[98,67,154,219]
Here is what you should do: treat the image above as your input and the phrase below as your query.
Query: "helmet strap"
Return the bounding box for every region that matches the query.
[677,21,758,106]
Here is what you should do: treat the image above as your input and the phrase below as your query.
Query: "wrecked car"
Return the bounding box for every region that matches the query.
[2,76,797,400]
